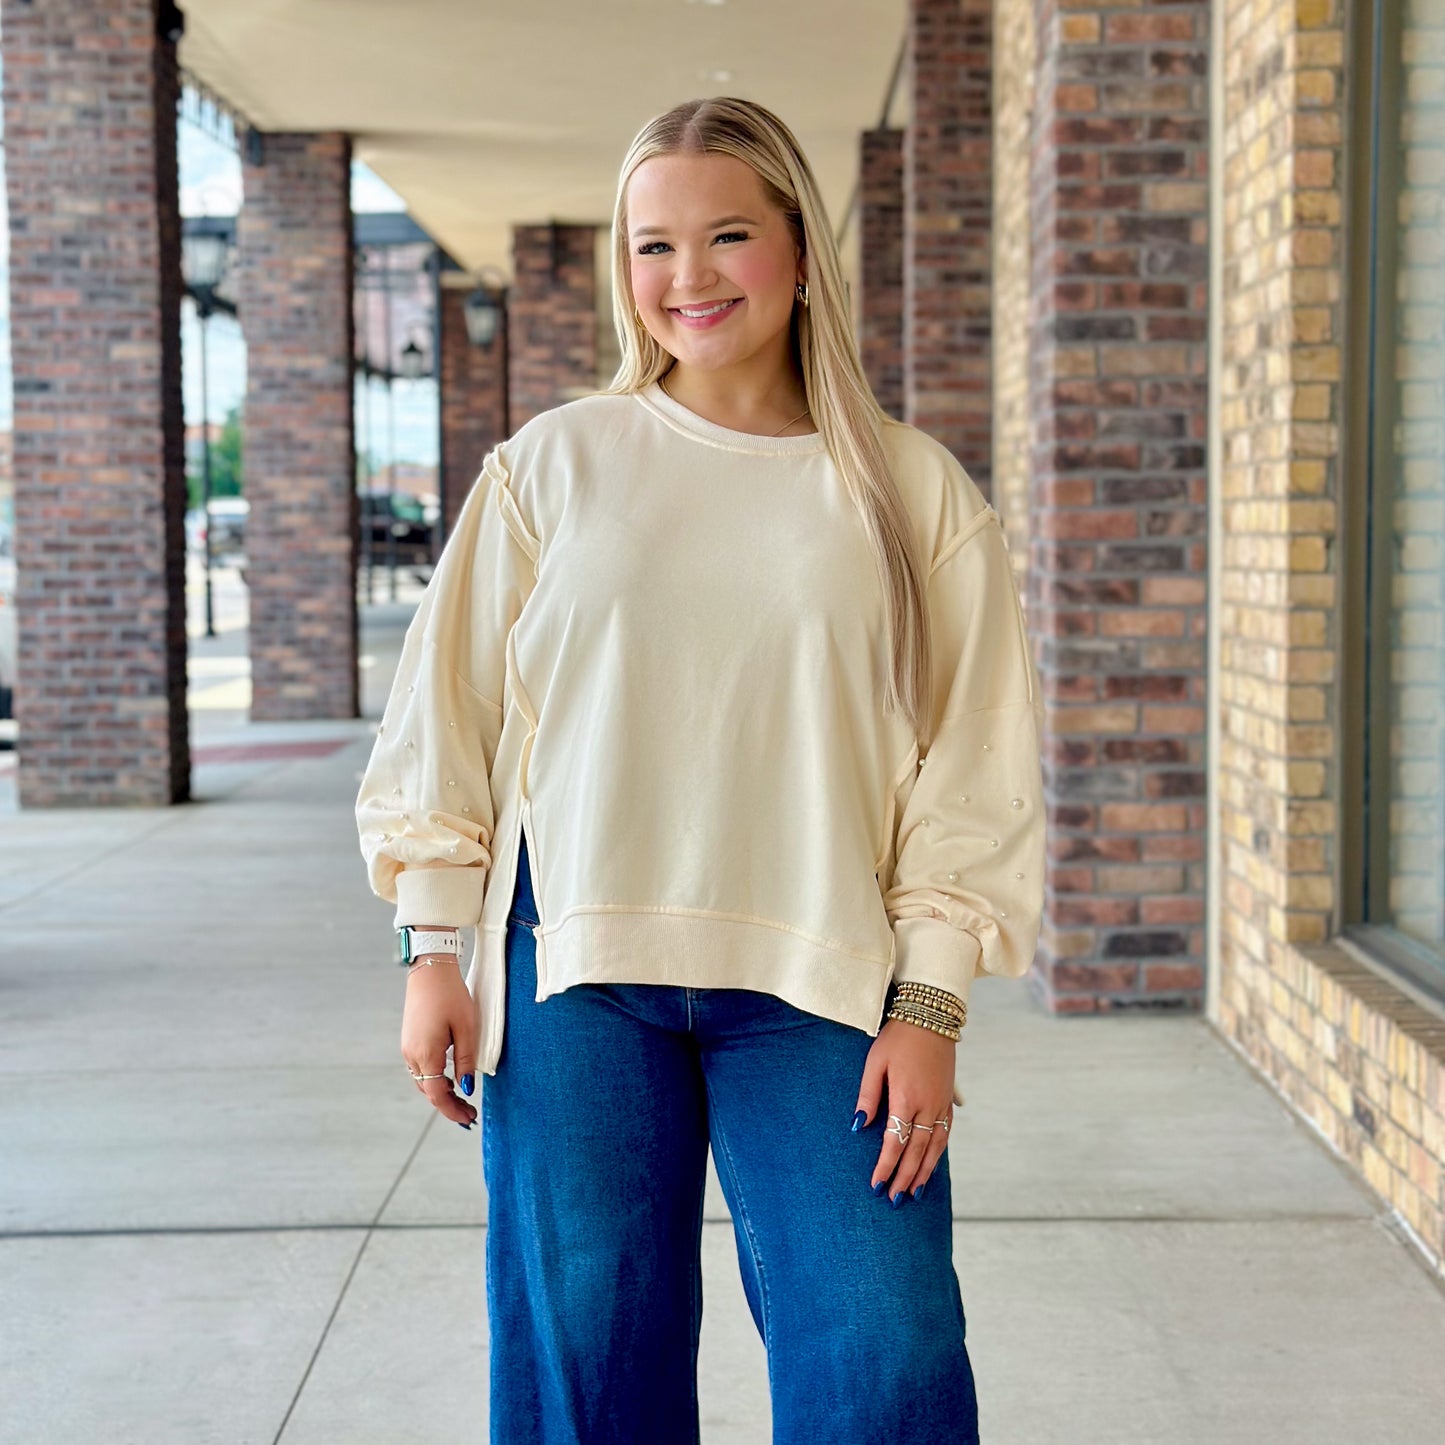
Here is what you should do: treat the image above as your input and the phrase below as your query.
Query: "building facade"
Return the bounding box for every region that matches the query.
[2,0,1441,1276]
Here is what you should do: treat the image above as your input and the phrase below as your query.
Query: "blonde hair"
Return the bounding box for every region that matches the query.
[602,96,936,746]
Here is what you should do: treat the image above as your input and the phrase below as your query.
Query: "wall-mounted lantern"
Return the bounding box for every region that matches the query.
[400,336,428,381]
[462,286,502,349]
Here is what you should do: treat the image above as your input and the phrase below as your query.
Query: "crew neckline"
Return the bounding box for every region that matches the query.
[636,379,827,455]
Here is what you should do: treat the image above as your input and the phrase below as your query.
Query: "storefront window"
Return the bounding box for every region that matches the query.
[1348,0,1445,994]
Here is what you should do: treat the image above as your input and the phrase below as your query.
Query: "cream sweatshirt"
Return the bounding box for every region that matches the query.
[355,381,1045,1095]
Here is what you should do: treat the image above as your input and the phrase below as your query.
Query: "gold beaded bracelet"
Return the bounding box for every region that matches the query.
[885,980,967,1040]
[890,1001,962,1028]
[891,979,967,1022]
[885,1004,962,1041]
[888,1003,962,1032]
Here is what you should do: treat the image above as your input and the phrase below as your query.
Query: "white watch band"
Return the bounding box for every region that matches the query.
[401,927,462,959]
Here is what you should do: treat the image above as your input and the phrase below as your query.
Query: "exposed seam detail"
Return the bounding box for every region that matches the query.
[875,737,922,875]
[633,389,827,457]
[423,641,505,716]
[928,506,998,578]
[534,903,893,964]
[936,695,1040,727]
[484,451,542,564]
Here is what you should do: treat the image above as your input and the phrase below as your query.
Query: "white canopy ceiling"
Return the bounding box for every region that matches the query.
[179,0,909,284]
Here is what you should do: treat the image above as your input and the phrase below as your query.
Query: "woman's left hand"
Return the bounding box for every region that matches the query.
[854,1019,956,1203]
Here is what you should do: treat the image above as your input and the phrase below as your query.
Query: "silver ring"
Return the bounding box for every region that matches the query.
[410,1070,448,1082]
[886,1113,913,1145]
[935,1116,950,1132]
[913,1121,935,1133]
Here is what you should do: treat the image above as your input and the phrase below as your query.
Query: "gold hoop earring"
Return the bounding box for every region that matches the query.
[795,282,809,308]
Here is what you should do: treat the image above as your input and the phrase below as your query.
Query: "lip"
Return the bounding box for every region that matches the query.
[668,296,743,330]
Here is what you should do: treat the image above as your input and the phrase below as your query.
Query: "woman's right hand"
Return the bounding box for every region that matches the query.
[401,959,480,1129]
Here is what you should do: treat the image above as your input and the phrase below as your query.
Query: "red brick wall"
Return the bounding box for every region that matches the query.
[1024,0,1211,1011]
[439,282,508,535]
[859,128,905,420]
[508,224,598,428]
[238,133,358,722]
[2,0,190,806]
[905,0,993,488]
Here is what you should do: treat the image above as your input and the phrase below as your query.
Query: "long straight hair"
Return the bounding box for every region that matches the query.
[601,97,935,747]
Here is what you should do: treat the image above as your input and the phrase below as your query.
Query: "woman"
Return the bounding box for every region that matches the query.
[356,96,1044,1444]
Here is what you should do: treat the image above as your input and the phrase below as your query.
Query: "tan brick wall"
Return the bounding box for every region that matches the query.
[991,0,1036,575]
[1214,0,1445,1275]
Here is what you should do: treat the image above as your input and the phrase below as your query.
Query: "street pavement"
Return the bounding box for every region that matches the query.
[1,571,1443,1444]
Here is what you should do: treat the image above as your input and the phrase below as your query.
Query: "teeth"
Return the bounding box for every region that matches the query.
[677,299,736,318]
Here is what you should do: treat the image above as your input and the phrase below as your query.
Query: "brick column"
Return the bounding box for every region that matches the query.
[508,224,598,428]
[859,129,905,420]
[905,0,993,486]
[2,0,189,807]
[1026,0,1210,1011]
[439,279,508,534]
[238,133,358,722]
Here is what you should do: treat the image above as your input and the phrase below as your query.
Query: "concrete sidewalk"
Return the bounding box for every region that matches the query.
[2,592,1443,1445]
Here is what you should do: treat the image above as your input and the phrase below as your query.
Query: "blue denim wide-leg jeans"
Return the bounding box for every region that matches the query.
[481,832,980,1445]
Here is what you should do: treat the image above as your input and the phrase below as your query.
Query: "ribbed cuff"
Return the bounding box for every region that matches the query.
[393,864,488,931]
[890,917,981,1007]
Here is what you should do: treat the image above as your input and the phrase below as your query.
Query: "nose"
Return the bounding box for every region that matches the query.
[669,245,719,298]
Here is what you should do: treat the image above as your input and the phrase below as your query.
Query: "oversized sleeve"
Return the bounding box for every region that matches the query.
[881,506,1045,1006]
[354,444,540,930]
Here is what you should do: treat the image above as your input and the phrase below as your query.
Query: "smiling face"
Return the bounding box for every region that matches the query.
[626,151,804,376]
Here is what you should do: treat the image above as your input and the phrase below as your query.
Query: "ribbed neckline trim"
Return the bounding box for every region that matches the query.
[635,379,826,455]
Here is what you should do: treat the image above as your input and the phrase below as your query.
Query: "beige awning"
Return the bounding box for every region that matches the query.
[179,0,908,285]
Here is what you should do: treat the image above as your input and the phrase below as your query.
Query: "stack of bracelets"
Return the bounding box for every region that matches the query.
[884,979,968,1041]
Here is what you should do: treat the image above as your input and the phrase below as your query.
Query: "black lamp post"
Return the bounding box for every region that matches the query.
[181,226,231,640]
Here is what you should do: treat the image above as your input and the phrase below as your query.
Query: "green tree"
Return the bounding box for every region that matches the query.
[187,404,243,509]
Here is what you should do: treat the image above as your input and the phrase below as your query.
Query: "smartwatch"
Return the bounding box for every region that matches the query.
[397,926,463,968]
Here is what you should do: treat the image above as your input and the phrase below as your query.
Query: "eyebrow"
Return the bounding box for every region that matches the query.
[630,214,761,239]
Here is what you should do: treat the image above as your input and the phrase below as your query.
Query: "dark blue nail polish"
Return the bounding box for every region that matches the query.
[890,1190,907,1209]
[457,1119,474,1131]
[913,1181,926,1201]
[871,1179,887,1197]
[461,1074,475,1096]
[851,1109,866,1132]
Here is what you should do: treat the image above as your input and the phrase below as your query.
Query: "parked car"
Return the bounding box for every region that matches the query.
[360,490,437,572]
[186,497,248,562]
[205,497,248,561]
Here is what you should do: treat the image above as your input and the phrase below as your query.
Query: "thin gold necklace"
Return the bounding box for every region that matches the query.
[659,372,811,438]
